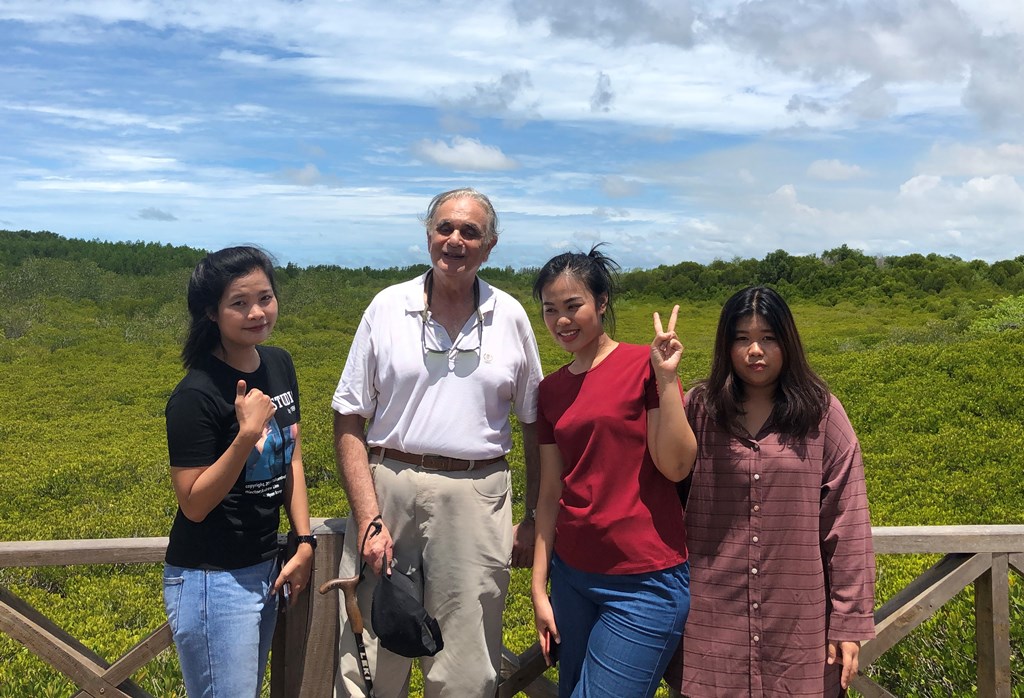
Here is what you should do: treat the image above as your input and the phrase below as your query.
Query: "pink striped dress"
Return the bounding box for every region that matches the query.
[665,395,876,697]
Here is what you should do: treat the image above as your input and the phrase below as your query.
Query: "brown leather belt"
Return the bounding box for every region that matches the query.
[369,446,505,472]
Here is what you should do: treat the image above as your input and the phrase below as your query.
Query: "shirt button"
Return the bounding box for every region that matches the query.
[753,505,760,512]
[753,635,760,642]
[752,536,759,543]
[751,567,758,575]
[754,473,760,480]
[752,602,759,610]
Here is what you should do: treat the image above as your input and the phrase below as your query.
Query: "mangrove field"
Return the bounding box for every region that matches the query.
[1,229,1023,696]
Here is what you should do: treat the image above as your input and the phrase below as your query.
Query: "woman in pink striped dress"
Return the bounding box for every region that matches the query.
[665,286,876,698]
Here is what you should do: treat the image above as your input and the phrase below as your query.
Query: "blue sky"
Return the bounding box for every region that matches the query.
[2,0,1023,270]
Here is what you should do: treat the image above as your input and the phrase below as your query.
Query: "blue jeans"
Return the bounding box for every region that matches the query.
[163,558,278,698]
[551,555,690,698]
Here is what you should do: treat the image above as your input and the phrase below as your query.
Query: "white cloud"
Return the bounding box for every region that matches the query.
[137,207,177,221]
[282,163,323,186]
[3,1,1024,271]
[411,137,518,171]
[962,34,1024,129]
[807,159,866,181]
[590,72,614,113]
[919,142,1024,176]
[4,103,193,132]
[843,78,898,120]
[512,0,697,47]
[601,175,641,198]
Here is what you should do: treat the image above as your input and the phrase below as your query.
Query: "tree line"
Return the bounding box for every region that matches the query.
[5,229,1024,305]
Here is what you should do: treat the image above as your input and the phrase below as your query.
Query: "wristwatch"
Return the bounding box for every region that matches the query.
[295,534,317,550]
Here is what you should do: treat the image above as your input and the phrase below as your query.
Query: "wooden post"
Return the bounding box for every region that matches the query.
[976,552,1011,698]
[270,518,346,698]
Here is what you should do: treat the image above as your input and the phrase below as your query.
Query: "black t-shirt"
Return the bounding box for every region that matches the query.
[164,345,300,570]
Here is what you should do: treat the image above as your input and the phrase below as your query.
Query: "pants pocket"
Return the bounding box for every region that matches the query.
[470,465,511,500]
[162,570,185,634]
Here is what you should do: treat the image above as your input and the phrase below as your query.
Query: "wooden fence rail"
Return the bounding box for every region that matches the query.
[1,523,1022,697]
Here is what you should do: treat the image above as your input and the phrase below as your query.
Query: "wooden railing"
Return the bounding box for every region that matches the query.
[1,524,1021,697]
[854,525,1023,698]
[0,518,555,698]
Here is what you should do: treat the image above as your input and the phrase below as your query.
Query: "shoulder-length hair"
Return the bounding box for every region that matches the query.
[694,286,829,438]
[181,246,278,369]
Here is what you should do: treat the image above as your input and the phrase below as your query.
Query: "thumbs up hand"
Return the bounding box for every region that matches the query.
[234,379,277,438]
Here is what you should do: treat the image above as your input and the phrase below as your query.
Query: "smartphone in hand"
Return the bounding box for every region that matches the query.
[279,581,291,611]
[546,630,559,664]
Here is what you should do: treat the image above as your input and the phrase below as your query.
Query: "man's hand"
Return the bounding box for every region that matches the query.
[359,519,394,577]
[511,517,536,567]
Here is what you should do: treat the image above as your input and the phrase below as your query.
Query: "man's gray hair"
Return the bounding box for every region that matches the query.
[423,188,500,244]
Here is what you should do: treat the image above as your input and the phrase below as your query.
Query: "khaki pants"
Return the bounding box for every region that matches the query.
[334,455,512,698]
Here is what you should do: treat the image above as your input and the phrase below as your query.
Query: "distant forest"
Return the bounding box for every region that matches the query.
[4,228,1024,305]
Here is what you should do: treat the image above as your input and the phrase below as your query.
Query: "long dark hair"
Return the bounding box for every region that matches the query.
[532,244,620,335]
[181,246,278,369]
[695,286,829,438]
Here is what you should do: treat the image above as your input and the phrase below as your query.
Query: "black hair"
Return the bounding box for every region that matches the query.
[532,244,620,335]
[181,246,278,369]
[694,286,829,438]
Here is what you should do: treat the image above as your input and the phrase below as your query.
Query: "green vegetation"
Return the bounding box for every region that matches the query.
[1,229,1023,696]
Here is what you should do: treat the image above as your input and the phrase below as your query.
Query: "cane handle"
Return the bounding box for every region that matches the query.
[319,575,364,633]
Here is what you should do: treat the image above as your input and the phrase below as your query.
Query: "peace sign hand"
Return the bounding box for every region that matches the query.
[650,305,683,378]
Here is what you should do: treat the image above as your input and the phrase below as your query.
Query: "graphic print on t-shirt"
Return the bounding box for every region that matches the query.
[243,388,297,498]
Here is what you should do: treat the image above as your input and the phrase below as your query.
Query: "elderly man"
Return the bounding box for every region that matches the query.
[332,188,542,697]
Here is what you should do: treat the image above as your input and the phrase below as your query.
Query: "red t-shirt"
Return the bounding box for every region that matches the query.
[537,342,688,575]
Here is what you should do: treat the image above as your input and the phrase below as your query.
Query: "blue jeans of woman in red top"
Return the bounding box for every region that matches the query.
[550,554,690,698]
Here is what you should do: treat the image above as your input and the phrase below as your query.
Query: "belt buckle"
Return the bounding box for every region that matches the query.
[421,454,447,471]
[421,454,471,471]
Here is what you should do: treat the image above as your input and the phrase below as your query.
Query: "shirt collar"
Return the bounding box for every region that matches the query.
[403,272,497,316]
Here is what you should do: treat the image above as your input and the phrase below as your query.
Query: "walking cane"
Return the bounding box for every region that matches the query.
[320,573,375,697]
[318,516,383,698]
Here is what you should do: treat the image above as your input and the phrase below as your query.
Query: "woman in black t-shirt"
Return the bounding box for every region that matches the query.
[163,246,314,697]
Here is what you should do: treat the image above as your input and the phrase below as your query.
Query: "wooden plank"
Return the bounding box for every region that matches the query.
[976,553,1011,698]
[522,676,559,698]
[0,525,1019,569]
[71,624,172,698]
[0,585,135,697]
[499,642,556,698]
[296,518,345,698]
[860,552,991,666]
[272,532,312,698]
[1009,552,1024,576]
[850,674,899,697]
[0,537,168,568]
[871,526,1024,555]
[872,553,971,624]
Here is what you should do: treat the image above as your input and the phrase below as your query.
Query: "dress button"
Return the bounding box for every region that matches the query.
[754,473,760,481]
[752,602,759,610]
[751,567,758,575]
[753,505,760,512]
[753,635,760,642]
[752,536,759,543]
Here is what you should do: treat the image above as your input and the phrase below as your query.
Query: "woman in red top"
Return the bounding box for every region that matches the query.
[531,246,697,697]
